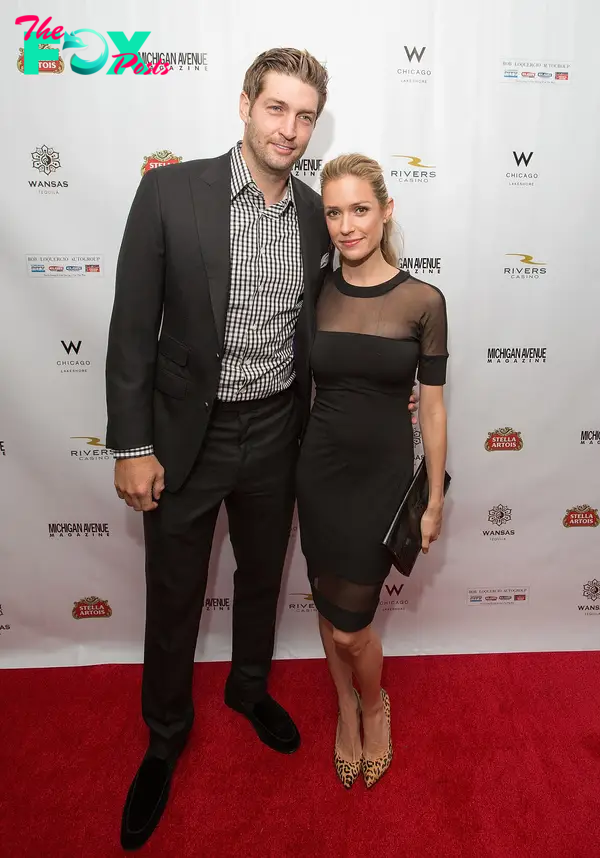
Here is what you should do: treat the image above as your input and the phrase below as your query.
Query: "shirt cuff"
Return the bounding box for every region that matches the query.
[111,446,154,459]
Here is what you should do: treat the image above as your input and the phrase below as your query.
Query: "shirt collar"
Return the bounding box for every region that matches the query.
[230,141,295,209]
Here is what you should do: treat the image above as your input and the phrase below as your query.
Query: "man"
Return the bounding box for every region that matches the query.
[106,47,418,850]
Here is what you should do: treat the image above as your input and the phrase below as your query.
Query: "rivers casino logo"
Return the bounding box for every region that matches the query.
[484,428,523,451]
[503,254,547,279]
[288,593,317,613]
[390,155,436,184]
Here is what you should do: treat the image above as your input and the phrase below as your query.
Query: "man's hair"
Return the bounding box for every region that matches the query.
[242,48,329,119]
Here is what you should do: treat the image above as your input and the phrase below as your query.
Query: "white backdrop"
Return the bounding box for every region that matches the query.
[2,0,599,669]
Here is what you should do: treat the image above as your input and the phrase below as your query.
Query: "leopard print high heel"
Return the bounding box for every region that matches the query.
[362,688,393,789]
[334,688,362,789]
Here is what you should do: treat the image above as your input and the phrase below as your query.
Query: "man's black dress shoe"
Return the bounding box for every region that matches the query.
[224,684,300,754]
[120,754,174,851]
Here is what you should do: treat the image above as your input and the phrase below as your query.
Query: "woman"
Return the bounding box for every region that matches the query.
[296,154,448,789]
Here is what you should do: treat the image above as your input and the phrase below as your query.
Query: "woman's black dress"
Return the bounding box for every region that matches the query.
[296,267,448,632]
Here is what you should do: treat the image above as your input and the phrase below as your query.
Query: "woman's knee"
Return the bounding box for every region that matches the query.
[332,626,370,656]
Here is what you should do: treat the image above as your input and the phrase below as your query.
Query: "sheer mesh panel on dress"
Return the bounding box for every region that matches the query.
[317,273,448,385]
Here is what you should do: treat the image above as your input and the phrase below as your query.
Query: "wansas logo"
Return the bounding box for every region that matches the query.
[484,428,523,452]
[31,145,60,174]
[29,145,68,194]
[487,346,547,364]
[390,155,436,184]
[507,151,539,187]
[72,596,112,619]
[581,430,600,446]
[70,436,111,462]
[578,580,600,614]
[141,150,183,176]
[483,504,515,540]
[204,597,230,611]
[16,15,172,76]
[399,256,442,276]
[502,59,571,84]
[0,604,11,635]
[504,254,547,279]
[468,587,528,605]
[562,505,600,528]
[413,426,424,464]
[397,46,432,83]
[288,593,317,614]
[379,578,409,612]
[59,340,91,374]
[49,522,110,538]
[26,254,103,277]
[138,50,207,73]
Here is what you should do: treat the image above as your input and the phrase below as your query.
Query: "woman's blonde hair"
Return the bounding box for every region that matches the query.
[320,154,400,266]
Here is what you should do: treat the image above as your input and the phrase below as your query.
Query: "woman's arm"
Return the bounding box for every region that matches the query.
[418,383,447,551]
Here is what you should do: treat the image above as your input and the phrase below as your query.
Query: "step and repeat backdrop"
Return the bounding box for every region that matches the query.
[1,0,599,668]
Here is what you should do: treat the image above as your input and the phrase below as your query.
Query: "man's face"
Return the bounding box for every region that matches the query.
[240,71,319,175]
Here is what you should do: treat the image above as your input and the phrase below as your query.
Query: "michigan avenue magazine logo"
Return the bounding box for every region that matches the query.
[49,522,110,537]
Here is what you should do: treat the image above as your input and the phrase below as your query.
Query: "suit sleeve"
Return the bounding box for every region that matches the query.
[105,169,165,451]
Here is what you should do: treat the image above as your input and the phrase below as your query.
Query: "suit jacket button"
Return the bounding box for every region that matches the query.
[204,401,209,409]
[216,352,220,359]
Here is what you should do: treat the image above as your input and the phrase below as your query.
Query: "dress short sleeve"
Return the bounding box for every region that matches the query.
[417,284,448,385]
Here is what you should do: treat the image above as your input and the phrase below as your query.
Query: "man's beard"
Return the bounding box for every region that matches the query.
[245,121,303,175]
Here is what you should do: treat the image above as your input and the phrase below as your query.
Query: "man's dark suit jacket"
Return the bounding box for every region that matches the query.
[105,152,331,493]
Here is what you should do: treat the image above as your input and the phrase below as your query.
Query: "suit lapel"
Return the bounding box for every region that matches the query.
[293,177,321,305]
[189,154,231,351]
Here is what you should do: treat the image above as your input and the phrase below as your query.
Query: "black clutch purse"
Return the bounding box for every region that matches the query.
[382,459,451,577]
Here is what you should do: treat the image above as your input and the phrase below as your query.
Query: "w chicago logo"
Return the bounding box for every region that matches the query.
[379,578,409,612]
[58,339,90,373]
[506,151,539,187]
[397,45,432,83]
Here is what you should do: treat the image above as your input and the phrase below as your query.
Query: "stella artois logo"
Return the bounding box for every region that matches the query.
[17,44,65,74]
[562,505,600,528]
[72,596,112,619]
[140,150,183,175]
[484,427,523,451]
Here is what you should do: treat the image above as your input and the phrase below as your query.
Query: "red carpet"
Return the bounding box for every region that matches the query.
[1,652,600,857]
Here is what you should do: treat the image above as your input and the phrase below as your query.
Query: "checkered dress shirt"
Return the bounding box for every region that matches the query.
[112,142,304,459]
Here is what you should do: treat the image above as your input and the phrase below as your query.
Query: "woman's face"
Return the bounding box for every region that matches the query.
[322,175,392,263]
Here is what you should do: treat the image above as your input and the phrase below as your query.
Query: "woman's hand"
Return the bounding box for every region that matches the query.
[421,504,443,553]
